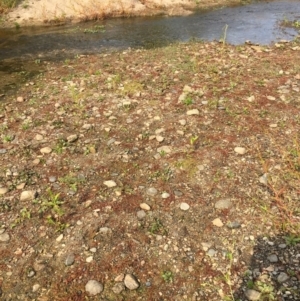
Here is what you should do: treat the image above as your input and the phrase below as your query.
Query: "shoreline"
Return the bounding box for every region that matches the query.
[1,0,242,28]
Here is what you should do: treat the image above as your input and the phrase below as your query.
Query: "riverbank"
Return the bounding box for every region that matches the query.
[2,0,242,28]
[0,37,300,300]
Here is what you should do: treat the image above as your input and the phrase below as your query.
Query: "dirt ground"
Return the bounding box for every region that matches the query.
[3,0,241,27]
[1,1,300,301]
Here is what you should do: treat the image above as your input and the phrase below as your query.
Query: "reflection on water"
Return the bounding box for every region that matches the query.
[0,0,300,60]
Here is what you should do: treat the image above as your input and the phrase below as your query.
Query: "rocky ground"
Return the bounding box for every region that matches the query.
[1,27,300,301]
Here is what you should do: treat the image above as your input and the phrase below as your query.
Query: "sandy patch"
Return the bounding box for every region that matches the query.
[5,0,239,27]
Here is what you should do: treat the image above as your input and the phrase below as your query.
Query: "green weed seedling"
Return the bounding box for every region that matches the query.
[285,234,300,246]
[40,188,64,217]
[162,270,173,283]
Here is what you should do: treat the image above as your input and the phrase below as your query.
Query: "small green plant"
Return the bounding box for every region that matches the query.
[84,25,105,34]
[149,218,166,235]
[190,135,198,146]
[21,121,31,130]
[40,188,64,217]
[14,22,20,29]
[11,208,31,228]
[159,150,166,157]
[182,96,193,106]
[47,216,69,232]
[162,270,173,283]
[2,134,14,142]
[285,234,300,246]
[53,138,67,154]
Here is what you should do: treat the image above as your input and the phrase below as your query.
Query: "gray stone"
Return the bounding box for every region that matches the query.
[259,173,268,185]
[207,249,216,257]
[267,254,278,263]
[146,187,158,196]
[245,289,261,300]
[226,221,241,229]
[137,210,146,220]
[277,272,289,283]
[112,282,125,294]
[85,280,103,295]
[124,274,139,290]
[49,176,56,183]
[65,253,75,266]
[215,199,232,209]
[0,149,7,154]
[99,227,112,235]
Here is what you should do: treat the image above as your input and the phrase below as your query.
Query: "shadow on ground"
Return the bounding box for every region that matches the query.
[234,234,300,301]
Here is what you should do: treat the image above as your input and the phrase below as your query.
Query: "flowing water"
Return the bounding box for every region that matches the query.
[0,0,300,92]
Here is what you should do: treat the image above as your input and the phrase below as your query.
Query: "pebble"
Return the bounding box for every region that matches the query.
[146,187,158,196]
[86,256,93,263]
[82,124,92,130]
[267,95,276,101]
[267,254,278,263]
[212,218,224,227]
[124,274,140,290]
[65,253,75,266]
[234,147,246,155]
[179,119,186,126]
[16,183,26,190]
[114,274,125,282]
[207,249,217,257]
[259,173,268,185]
[32,284,40,293]
[67,134,78,143]
[157,145,172,154]
[104,180,117,188]
[40,147,52,154]
[245,289,261,300]
[56,234,63,242]
[137,210,146,220]
[17,96,24,102]
[215,199,232,209]
[112,282,125,294]
[0,149,7,154]
[85,280,103,295]
[161,192,170,199]
[27,270,36,278]
[20,190,36,202]
[35,134,43,141]
[186,109,200,115]
[226,221,241,229]
[277,272,289,283]
[174,190,183,196]
[49,176,56,183]
[180,202,190,211]
[156,136,164,142]
[0,188,8,195]
[0,233,10,242]
[140,203,151,211]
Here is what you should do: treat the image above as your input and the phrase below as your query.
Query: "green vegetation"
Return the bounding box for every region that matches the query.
[0,0,20,13]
